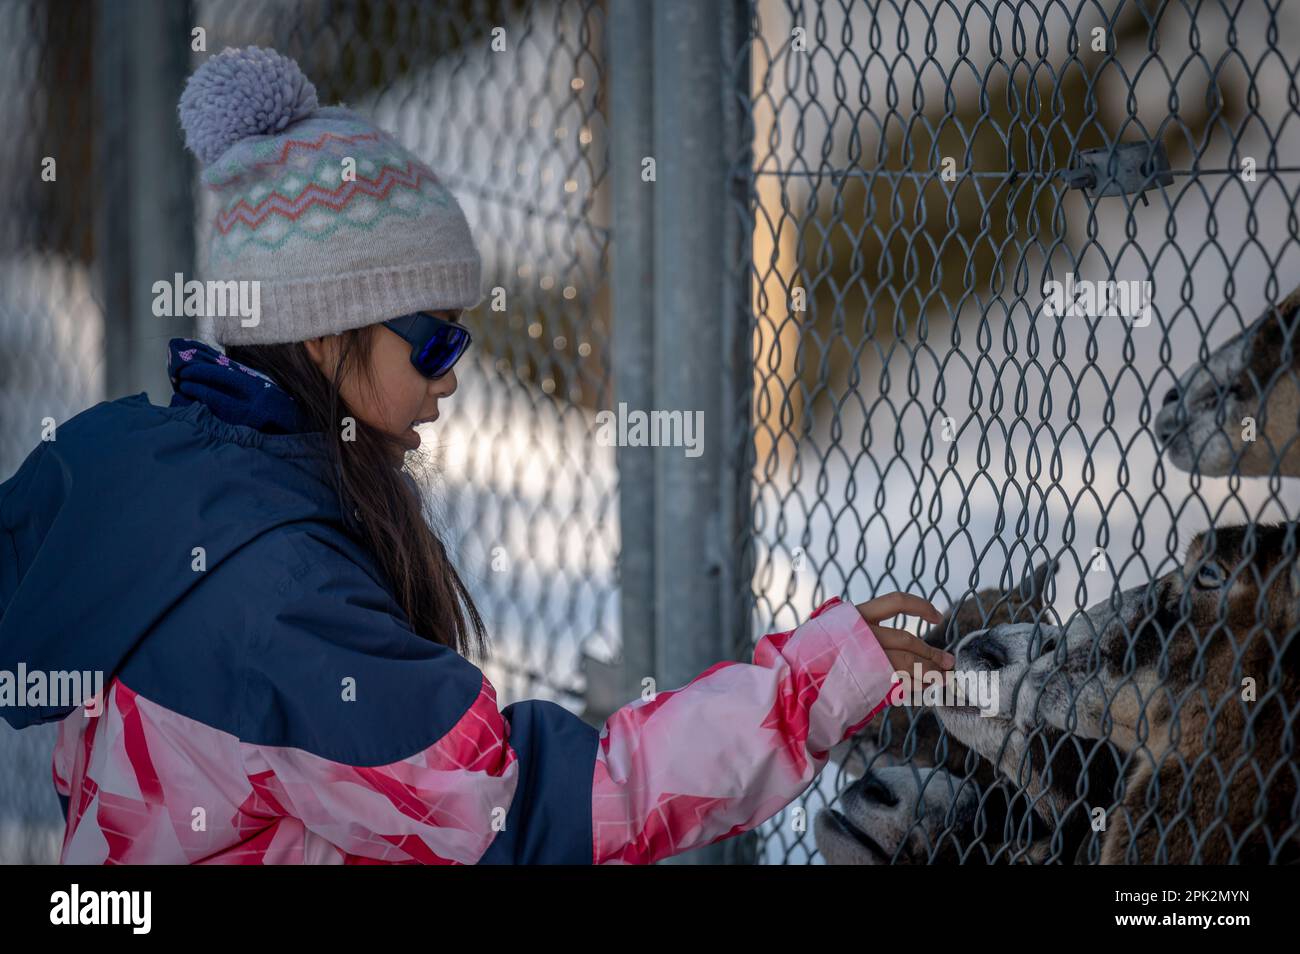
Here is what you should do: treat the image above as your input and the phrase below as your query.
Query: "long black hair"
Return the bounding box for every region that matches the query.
[226,327,487,661]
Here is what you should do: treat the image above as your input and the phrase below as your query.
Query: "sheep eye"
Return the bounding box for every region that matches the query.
[1194,562,1226,589]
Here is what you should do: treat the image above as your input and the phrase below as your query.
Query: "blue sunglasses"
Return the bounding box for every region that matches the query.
[383,310,472,379]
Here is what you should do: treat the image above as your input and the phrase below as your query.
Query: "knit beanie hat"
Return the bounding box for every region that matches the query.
[177,46,482,346]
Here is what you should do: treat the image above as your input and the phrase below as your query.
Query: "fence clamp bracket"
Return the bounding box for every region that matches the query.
[1063,141,1173,205]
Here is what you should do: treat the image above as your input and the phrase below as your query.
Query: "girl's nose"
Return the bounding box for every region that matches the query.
[432,369,458,398]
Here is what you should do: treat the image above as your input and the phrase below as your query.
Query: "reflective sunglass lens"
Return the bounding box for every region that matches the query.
[416,326,469,377]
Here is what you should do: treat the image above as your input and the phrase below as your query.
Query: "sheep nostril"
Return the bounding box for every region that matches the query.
[859,773,898,807]
[967,633,1008,669]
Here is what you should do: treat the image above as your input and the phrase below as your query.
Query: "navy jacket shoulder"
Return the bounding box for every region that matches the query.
[0,390,597,863]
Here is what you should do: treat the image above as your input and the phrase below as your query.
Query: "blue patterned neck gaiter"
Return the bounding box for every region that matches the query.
[166,338,309,435]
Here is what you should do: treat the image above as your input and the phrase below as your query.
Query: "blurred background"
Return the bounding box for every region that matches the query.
[1,0,1298,864]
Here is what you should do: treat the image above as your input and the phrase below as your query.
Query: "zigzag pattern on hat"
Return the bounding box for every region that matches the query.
[215,160,449,234]
[208,182,445,261]
[206,129,383,191]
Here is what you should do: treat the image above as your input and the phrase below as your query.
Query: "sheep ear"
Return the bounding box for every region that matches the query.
[1017,558,1058,609]
[1277,283,1300,325]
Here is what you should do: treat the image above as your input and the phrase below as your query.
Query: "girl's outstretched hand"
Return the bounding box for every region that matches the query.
[855,591,955,678]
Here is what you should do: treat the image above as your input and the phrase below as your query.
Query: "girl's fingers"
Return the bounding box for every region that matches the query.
[889,650,954,679]
[855,591,943,626]
[871,626,955,669]
[869,625,914,647]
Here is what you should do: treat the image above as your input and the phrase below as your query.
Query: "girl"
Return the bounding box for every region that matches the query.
[0,47,953,864]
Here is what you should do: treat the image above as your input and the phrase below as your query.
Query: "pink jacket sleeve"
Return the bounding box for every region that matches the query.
[240,595,898,866]
[591,596,899,863]
[47,595,896,865]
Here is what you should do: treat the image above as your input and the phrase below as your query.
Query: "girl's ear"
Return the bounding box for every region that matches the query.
[302,335,326,366]
[302,334,341,376]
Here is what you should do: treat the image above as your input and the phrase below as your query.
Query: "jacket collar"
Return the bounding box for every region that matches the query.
[166,338,309,434]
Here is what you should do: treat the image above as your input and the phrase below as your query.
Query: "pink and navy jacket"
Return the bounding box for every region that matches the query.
[0,340,899,864]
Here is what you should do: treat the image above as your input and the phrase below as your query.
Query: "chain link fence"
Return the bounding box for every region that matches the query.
[739,0,1300,864]
[2,0,1297,866]
[0,0,616,863]
[191,0,619,715]
[0,0,102,864]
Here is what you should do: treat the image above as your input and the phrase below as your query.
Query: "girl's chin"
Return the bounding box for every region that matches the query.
[390,427,422,451]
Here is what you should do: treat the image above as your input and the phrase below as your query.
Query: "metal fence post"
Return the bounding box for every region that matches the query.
[95,0,194,402]
[608,0,657,727]
[652,0,749,864]
[717,0,756,867]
